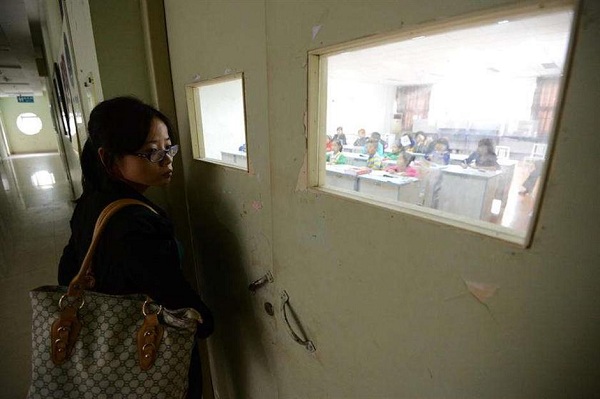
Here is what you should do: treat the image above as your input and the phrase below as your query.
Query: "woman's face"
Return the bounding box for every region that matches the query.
[113,118,174,191]
[333,142,341,153]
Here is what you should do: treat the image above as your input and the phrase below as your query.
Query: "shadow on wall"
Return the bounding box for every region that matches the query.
[190,173,275,398]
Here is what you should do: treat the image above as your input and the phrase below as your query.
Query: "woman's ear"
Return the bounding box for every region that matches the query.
[97,147,122,178]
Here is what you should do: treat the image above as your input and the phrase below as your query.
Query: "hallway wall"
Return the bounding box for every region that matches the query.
[0,93,58,154]
[165,0,600,398]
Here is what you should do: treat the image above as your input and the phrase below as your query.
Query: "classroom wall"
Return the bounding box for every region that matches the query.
[0,93,58,154]
[166,0,600,398]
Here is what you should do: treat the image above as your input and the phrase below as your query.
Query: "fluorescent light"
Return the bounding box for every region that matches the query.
[497,20,509,24]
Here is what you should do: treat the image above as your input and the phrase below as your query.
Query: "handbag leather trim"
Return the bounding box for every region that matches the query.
[50,305,81,365]
[137,313,164,371]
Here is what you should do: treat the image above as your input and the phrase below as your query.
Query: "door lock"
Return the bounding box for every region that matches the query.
[248,271,274,292]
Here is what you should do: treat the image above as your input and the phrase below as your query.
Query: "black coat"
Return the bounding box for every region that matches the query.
[58,179,212,398]
[58,179,213,337]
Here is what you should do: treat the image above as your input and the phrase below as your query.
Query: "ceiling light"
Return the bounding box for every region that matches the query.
[497,20,509,24]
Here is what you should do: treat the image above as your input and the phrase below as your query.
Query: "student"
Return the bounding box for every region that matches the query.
[326,140,347,164]
[365,139,383,170]
[325,135,334,151]
[425,138,450,165]
[332,126,347,145]
[362,132,385,156]
[395,133,415,152]
[462,138,500,170]
[353,128,368,146]
[58,97,213,398]
[412,132,428,153]
[384,151,418,177]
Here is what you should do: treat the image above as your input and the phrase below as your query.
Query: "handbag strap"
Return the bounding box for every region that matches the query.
[66,198,157,297]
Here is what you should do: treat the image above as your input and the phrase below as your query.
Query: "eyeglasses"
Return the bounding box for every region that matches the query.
[134,145,179,163]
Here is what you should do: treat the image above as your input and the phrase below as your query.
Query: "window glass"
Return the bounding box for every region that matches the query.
[16,112,43,135]
[310,5,575,244]
[186,73,248,170]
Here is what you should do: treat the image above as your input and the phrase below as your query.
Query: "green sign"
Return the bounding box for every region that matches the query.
[17,96,34,103]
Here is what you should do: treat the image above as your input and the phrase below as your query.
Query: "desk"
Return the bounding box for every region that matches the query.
[357,171,420,203]
[438,165,503,220]
[450,153,469,164]
[343,152,369,167]
[342,145,364,153]
[325,164,359,191]
[221,150,247,168]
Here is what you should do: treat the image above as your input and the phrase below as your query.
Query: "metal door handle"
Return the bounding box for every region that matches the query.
[280,291,316,352]
[248,271,273,292]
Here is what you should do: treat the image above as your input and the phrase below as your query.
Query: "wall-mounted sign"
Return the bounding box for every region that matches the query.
[17,96,34,103]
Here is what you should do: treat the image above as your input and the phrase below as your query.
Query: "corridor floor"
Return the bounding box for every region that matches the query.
[0,153,74,398]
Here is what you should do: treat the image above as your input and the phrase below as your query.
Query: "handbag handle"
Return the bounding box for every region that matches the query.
[66,198,157,297]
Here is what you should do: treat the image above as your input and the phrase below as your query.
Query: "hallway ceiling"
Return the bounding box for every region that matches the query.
[0,0,45,97]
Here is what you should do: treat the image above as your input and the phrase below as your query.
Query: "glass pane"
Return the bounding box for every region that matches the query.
[321,8,574,240]
[189,74,248,170]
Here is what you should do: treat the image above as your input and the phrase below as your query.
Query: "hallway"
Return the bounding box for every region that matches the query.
[0,153,73,398]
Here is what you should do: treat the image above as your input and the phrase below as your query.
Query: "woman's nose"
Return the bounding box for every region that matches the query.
[161,153,173,166]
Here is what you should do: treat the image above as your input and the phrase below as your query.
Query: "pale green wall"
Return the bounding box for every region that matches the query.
[166,0,600,398]
[0,93,58,154]
[89,0,152,103]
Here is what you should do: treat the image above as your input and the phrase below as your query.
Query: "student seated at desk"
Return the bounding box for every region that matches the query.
[384,151,418,177]
[384,144,401,160]
[332,126,347,145]
[326,140,347,165]
[362,132,385,156]
[424,138,450,165]
[365,140,383,170]
[395,133,415,152]
[461,138,500,170]
[353,128,368,147]
[412,132,428,153]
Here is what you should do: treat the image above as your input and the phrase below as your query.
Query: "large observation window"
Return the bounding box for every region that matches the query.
[186,73,248,170]
[308,3,577,245]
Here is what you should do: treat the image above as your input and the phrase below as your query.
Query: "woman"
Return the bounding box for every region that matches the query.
[462,138,500,170]
[58,96,213,398]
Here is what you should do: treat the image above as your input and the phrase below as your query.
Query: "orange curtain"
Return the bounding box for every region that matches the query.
[531,77,560,137]
[397,85,432,131]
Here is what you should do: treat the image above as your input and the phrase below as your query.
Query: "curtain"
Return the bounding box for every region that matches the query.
[396,85,432,131]
[531,76,560,137]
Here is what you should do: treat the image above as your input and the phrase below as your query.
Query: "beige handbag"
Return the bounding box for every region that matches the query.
[28,199,201,399]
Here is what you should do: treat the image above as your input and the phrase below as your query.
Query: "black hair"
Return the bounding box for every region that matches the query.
[371,132,381,140]
[398,150,415,166]
[478,138,495,154]
[332,139,343,152]
[79,96,175,198]
[435,138,450,151]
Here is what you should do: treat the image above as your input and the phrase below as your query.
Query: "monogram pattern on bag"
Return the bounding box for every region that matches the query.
[28,287,195,399]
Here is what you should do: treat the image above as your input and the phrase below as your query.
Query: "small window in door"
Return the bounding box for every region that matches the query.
[186,73,248,171]
[307,2,577,245]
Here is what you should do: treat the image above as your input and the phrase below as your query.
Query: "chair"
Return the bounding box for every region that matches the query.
[495,146,510,159]
[525,143,547,162]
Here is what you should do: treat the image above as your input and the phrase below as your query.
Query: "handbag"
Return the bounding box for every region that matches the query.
[28,199,202,399]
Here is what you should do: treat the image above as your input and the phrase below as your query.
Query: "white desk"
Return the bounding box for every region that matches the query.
[221,150,247,168]
[450,153,469,164]
[342,145,364,153]
[325,164,359,191]
[438,165,503,221]
[357,171,420,203]
[343,152,369,167]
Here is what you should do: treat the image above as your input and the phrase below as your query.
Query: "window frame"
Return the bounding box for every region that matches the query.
[307,0,580,246]
[185,72,249,171]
